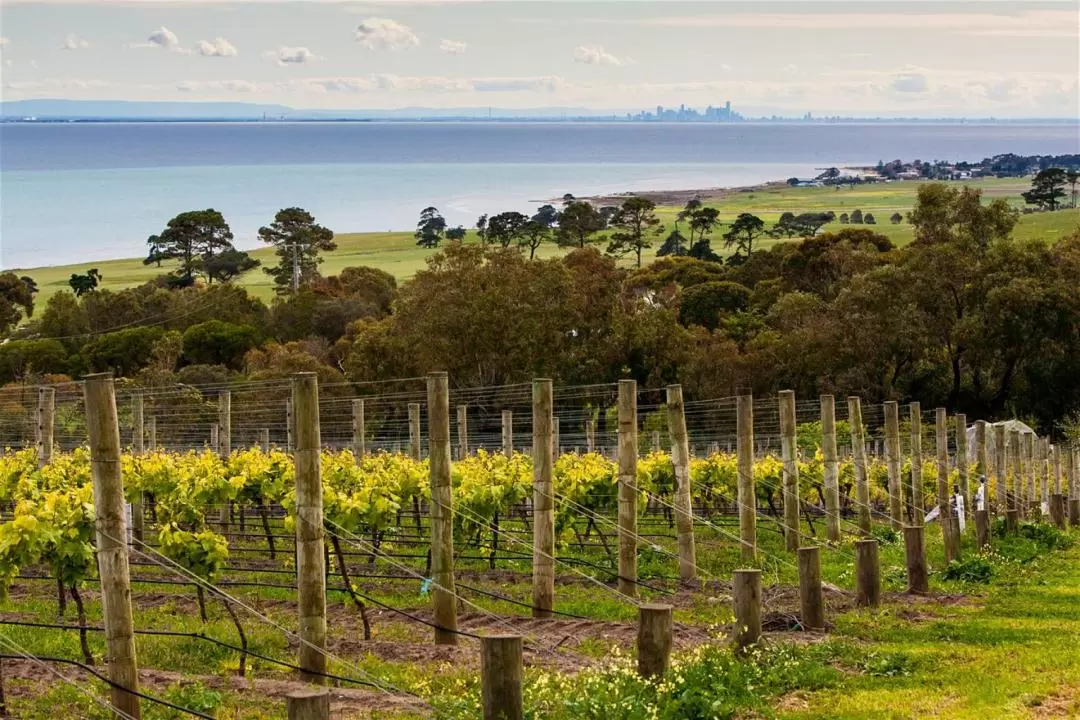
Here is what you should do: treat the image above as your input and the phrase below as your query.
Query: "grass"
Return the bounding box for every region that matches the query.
[14,178,1080,309]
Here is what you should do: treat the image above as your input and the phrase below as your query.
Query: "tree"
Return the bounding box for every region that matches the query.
[687,207,720,246]
[446,226,467,242]
[657,229,688,257]
[850,209,864,224]
[486,211,529,248]
[839,213,850,224]
[476,214,489,245]
[1022,168,1068,211]
[864,213,876,225]
[1067,170,1079,208]
[687,239,722,262]
[909,184,1018,252]
[556,200,605,248]
[259,207,337,294]
[607,196,663,268]
[520,220,551,260]
[532,204,559,228]
[203,250,259,284]
[145,209,236,286]
[414,206,448,248]
[890,212,903,224]
[678,281,752,330]
[68,269,102,297]
[182,320,260,369]
[0,273,36,336]
[0,339,68,383]
[723,213,766,261]
[770,212,835,239]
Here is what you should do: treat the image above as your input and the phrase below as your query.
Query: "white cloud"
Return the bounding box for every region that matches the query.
[266,46,317,65]
[293,74,564,94]
[196,37,238,57]
[573,45,625,67]
[178,79,259,93]
[62,33,90,50]
[891,72,928,93]
[147,26,180,50]
[439,39,467,55]
[355,18,419,51]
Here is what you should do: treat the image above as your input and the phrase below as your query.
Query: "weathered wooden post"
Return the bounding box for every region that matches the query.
[1007,429,1021,531]
[732,569,762,651]
[218,391,232,534]
[884,401,903,530]
[409,402,422,461]
[210,423,219,452]
[617,379,639,598]
[481,636,523,720]
[737,394,756,563]
[130,394,145,543]
[910,402,924,522]
[779,391,801,552]
[936,408,959,563]
[286,399,294,452]
[849,397,871,535]
[666,385,697,584]
[975,510,991,549]
[147,414,157,451]
[1052,442,1062,496]
[259,428,270,450]
[821,395,841,542]
[532,379,555,617]
[553,416,560,458]
[84,373,142,719]
[502,410,513,459]
[293,373,326,681]
[37,386,55,466]
[797,547,825,630]
[585,417,595,453]
[1021,432,1034,518]
[903,525,929,594]
[637,604,673,678]
[352,399,365,457]
[457,405,469,460]
[854,539,881,608]
[956,414,969,527]
[428,372,458,643]
[1039,437,1050,511]
[286,688,329,720]
[1067,446,1080,526]
[994,423,1006,518]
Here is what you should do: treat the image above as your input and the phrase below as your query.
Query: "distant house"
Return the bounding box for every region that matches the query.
[794,180,823,187]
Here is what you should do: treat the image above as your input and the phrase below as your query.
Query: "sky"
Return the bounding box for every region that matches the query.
[0,0,1078,117]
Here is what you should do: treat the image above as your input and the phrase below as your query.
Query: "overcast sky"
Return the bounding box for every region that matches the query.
[1,0,1077,117]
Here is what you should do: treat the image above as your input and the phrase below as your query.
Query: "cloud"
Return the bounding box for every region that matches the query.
[891,72,928,93]
[266,46,317,65]
[147,26,180,50]
[62,33,90,50]
[439,39,467,55]
[196,37,238,57]
[573,45,625,66]
[178,79,259,93]
[355,18,419,51]
[292,74,565,94]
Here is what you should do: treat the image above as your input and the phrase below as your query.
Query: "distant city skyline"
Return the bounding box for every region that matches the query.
[1,1,1077,118]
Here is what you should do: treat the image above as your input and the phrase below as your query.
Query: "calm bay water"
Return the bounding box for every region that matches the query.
[2,121,1078,268]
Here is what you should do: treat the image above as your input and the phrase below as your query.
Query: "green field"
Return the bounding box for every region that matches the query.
[15,178,1080,307]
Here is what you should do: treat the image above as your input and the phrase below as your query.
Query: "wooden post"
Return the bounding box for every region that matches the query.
[36,386,55,467]
[650,430,660,454]
[854,539,881,608]
[532,379,555,617]
[666,385,696,584]
[797,547,824,631]
[260,428,270,450]
[849,397,871,535]
[481,636,523,720]
[993,424,1006,517]
[910,402,924,522]
[147,415,157,451]
[1019,432,1031,517]
[130,394,145,544]
[218,391,232,534]
[286,399,294,452]
[779,391,800,552]
[617,379,639,598]
[286,688,329,720]
[956,414,969,526]
[975,509,990,549]
[1068,446,1079,526]
[1049,494,1066,530]
[903,525,929,594]
[737,394,756,563]
[293,373,326,681]
[409,402,422,461]
[1052,442,1062,496]
[884,401,903,531]
[457,405,469,460]
[84,373,141,719]
[821,395,841,542]
[1039,437,1050,509]
[553,416,560,458]
[1008,429,1021,517]
[585,418,595,453]
[637,604,673,678]
[352,399,365,457]
[502,410,513,459]
[428,372,458,643]
[732,569,761,651]
[210,423,219,452]
[935,408,959,563]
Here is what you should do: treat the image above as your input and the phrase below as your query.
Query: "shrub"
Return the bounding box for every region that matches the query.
[678,281,752,330]
[182,320,261,369]
[870,526,901,545]
[943,555,994,583]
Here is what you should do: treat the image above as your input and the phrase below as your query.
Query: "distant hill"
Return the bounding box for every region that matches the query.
[0,99,625,121]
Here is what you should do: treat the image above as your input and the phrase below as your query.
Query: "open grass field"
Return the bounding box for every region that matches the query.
[14,178,1080,308]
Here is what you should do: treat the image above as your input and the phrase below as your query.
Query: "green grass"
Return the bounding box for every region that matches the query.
[15,178,1080,309]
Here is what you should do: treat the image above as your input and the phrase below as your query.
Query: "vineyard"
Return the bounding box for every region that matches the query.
[0,373,1076,719]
